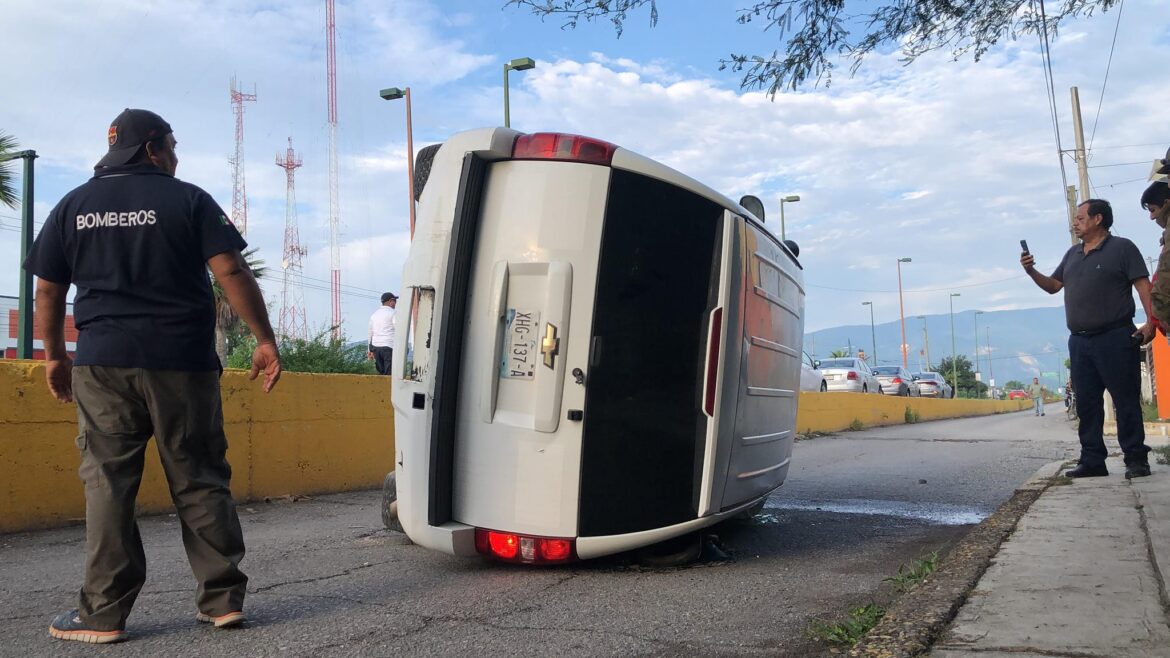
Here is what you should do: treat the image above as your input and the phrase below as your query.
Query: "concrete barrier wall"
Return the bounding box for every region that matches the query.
[796,391,1030,434]
[0,361,394,533]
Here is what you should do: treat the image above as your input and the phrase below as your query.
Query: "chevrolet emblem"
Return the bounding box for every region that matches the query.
[541,323,560,369]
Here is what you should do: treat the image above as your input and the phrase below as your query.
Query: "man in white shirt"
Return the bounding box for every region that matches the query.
[368,292,397,375]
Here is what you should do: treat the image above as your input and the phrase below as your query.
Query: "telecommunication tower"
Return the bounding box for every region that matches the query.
[276,138,308,341]
[229,77,257,235]
[326,0,342,337]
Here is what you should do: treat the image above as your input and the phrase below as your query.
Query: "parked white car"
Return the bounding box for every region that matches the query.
[872,365,921,397]
[800,351,826,392]
[818,357,883,394]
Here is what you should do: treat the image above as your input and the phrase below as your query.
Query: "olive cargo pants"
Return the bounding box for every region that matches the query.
[72,366,247,631]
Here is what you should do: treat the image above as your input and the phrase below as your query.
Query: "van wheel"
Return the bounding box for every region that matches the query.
[413,144,442,202]
[636,531,702,567]
[819,381,827,392]
[381,471,402,532]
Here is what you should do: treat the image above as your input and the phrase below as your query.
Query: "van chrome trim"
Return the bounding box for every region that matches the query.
[750,335,798,357]
[741,429,792,446]
[736,457,791,480]
[746,386,795,398]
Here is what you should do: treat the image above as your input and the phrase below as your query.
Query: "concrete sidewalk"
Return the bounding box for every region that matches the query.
[931,445,1170,657]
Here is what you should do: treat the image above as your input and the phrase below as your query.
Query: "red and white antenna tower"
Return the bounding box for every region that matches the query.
[229,76,257,235]
[276,137,308,341]
[326,0,342,337]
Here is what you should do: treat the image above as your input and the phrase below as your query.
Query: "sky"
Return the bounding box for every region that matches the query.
[3,0,1169,341]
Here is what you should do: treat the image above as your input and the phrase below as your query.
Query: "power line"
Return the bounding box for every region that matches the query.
[1086,160,1148,169]
[1087,0,1125,151]
[1035,0,1074,229]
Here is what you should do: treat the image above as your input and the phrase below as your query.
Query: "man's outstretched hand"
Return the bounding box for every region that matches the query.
[250,341,282,393]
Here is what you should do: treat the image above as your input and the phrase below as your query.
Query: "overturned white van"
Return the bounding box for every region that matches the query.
[386,128,805,563]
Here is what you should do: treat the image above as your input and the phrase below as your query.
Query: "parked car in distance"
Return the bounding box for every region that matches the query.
[912,372,954,399]
[819,357,882,394]
[800,351,826,392]
[1007,389,1029,400]
[872,365,920,397]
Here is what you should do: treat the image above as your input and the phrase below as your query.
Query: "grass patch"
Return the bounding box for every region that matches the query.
[1142,401,1162,422]
[848,419,865,431]
[1049,475,1074,486]
[904,406,920,424]
[808,603,886,647]
[796,430,831,441]
[1153,445,1170,466]
[883,551,938,592]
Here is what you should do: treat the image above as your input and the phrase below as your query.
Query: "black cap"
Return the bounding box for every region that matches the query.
[1158,146,1170,175]
[381,292,398,303]
[96,108,172,168]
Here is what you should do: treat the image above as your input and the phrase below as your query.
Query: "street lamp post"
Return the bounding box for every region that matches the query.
[1,149,37,359]
[862,301,876,365]
[503,57,536,128]
[896,257,912,368]
[379,87,416,240]
[916,315,931,370]
[949,292,961,396]
[778,194,800,241]
[974,310,985,384]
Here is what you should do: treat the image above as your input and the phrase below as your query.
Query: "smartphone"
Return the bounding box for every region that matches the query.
[1020,240,1030,255]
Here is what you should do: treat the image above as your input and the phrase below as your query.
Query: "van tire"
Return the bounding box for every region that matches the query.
[413,144,442,202]
[636,531,702,567]
[381,471,402,532]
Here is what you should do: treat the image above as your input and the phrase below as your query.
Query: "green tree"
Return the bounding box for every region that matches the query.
[211,248,266,366]
[506,0,1118,94]
[0,132,21,209]
[1003,379,1027,392]
[935,355,987,398]
[227,331,376,375]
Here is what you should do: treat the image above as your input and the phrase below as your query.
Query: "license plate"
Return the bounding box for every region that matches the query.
[502,308,540,380]
[827,374,840,381]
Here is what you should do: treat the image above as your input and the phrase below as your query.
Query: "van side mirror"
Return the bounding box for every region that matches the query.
[783,239,800,257]
[739,195,765,222]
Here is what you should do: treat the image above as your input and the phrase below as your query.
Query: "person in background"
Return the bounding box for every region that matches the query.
[1028,377,1045,416]
[24,108,281,644]
[1020,198,1153,480]
[368,292,397,375]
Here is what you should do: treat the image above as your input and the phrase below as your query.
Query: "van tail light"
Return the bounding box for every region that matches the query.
[847,371,858,380]
[703,308,723,417]
[512,133,618,166]
[474,528,577,564]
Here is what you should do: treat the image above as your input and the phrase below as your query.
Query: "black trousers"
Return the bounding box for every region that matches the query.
[372,346,393,375]
[1068,326,1150,468]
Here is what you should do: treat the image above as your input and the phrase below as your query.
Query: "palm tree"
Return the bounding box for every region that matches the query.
[0,132,20,209]
[212,248,266,366]
[829,349,850,358]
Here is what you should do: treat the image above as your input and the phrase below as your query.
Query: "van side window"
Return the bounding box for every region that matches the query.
[403,287,436,381]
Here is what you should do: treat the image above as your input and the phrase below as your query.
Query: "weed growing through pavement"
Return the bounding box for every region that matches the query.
[807,603,886,647]
[883,551,939,592]
[849,419,865,431]
[1153,445,1170,466]
[796,430,831,441]
[904,406,920,424]
[1049,475,1074,486]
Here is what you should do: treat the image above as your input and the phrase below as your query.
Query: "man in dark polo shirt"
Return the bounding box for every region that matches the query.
[23,109,282,644]
[1021,198,1153,480]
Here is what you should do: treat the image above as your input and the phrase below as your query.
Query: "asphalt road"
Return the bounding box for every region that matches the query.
[0,403,1076,658]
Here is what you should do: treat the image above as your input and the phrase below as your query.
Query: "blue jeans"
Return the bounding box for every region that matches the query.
[1068,325,1149,468]
[1033,397,1044,415]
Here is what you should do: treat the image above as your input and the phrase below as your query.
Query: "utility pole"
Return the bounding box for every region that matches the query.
[2,150,37,359]
[1071,87,1091,202]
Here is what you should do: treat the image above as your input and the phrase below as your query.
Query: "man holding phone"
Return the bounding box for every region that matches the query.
[1020,199,1153,480]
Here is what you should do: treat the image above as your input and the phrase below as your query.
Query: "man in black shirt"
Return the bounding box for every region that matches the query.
[1021,199,1153,480]
[23,109,281,643]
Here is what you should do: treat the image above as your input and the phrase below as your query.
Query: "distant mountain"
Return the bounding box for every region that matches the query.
[804,306,1075,389]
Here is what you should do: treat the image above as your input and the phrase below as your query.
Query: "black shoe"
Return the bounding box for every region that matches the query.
[1125,463,1151,480]
[1065,464,1109,478]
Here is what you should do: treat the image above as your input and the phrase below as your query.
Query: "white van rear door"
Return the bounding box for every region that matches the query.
[451,160,609,539]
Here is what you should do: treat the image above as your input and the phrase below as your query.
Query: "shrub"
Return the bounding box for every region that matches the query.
[227,331,377,375]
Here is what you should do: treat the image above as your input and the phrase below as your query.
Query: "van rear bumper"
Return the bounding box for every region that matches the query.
[403,521,478,557]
